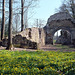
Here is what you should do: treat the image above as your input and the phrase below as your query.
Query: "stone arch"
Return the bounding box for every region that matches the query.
[52,27,72,36]
[52,28,72,45]
[44,12,75,45]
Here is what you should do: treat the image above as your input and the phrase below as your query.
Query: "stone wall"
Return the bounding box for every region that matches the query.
[18,27,45,46]
[0,27,45,49]
[1,12,75,48]
[48,12,75,23]
[44,12,75,45]
[48,20,74,28]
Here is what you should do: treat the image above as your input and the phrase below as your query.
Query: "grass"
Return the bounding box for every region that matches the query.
[53,40,75,50]
[53,40,56,44]
[54,44,75,50]
[0,50,75,75]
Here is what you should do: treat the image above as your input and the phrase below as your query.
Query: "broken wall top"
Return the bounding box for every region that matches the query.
[47,12,75,23]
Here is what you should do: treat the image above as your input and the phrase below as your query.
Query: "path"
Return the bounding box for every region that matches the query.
[0,44,75,52]
[40,44,59,51]
[40,44,75,52]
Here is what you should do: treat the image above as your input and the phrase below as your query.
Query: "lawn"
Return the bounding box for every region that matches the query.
[54,44,75,50]
[0,50,75,75]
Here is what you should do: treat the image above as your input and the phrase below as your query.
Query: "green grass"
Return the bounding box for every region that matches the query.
[0,50,75,75]
[54,44,75,50]
[53,40,56,44]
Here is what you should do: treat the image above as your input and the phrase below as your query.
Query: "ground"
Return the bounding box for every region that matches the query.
[40,44,75,52]
[0,44,75,52]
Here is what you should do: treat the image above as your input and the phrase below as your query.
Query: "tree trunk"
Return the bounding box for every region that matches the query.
[1,0,5,40]
[21,0,24,31]
[6,0,13,50]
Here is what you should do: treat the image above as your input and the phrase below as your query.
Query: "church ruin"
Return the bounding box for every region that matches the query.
[44,12,75,45]
[0,12,75,49]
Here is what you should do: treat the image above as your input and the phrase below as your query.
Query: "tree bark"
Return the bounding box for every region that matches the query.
[1,0,5,40]
[6,0,13,50]
[21,0,24,31]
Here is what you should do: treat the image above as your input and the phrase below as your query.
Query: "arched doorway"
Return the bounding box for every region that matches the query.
[53,29,71,45]
[53,29,61,44]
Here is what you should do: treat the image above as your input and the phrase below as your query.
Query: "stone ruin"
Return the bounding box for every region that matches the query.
[0,12,75,49]
[55,30,71,45]
[44,12,75,45]
[0,27,45,49]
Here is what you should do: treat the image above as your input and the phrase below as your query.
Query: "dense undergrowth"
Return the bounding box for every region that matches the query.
[0,50,75,75]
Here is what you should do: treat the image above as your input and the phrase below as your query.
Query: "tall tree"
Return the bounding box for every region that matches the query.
[14,14,20,33]
[21,0,24,31]
[33,19,46,28]
[0,18,1,40]
[0,18,1,31]
[58,0,75,19]
[6,0,13,50]
[21,0,39,31]
[1,0,5,40]
[70,0,75,19]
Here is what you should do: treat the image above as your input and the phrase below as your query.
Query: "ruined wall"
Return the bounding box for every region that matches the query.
[18,27,45,45]
[0,27,45,49]
[19,28,39,43]
[48,20,75,28]
[44,12,75,45]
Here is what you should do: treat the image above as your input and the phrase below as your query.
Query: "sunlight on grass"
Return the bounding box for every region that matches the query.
[53,40,56,44]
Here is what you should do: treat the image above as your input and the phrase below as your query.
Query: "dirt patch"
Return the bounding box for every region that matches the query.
[0,44,75,52]
[40,44,75,52]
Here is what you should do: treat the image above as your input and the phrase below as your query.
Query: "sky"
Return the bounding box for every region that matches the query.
[0,0,62,35]
[29,0,63,35]
[31,0,62,23]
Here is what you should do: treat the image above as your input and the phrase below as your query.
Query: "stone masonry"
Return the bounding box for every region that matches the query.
[55,30,71,45]
[0,27,45,49]
[44,12,75,45]
[0,12,75,48]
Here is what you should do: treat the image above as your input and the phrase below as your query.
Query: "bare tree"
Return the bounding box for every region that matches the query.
[0,18,1,40]
[39,19,46,28]
[14,14,20,33]
[21,0,24,31]
[1,0,5,40]
[0,18,1,30]
[70,0,75,19]
[6,0,13,50]
[57,0,75,19]
[24,9,28,29]
[21,0,39,31]
[33,19,46,28]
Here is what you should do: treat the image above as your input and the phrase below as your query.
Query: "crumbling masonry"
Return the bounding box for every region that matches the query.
[0,12,75,49]
[44,12,75,45]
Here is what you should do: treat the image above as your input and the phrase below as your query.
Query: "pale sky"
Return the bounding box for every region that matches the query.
[31,0,62,22]
[29,0,62,35]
